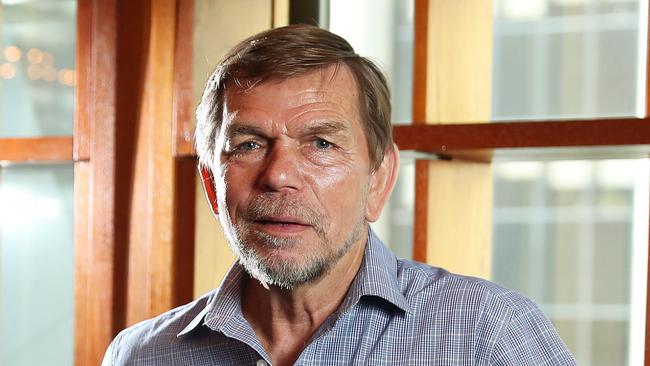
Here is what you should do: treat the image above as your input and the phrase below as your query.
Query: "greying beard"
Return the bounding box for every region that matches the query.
[224,192,367,289]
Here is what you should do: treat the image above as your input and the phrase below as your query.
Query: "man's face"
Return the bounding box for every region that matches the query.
[211,65,381,289]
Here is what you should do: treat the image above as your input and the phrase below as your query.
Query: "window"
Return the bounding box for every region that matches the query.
[0,1,77,365]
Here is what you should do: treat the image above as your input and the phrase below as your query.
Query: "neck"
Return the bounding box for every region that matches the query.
[241,232,367,366]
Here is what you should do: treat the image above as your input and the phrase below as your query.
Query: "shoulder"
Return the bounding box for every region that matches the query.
[395,259,576,365]
[117,290,214,342]
[102,290,216,365]
[396,258,528,311]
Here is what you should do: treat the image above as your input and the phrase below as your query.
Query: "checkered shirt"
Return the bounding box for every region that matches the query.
[102,230,577,365]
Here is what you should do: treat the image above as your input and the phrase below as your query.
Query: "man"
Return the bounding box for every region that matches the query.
[103,24,576,365]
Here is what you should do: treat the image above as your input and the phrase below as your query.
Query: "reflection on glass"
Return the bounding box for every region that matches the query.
[1,0,76,137]
[371,153,415,259]
[0,163,74,365]
[492,159,649,365]
[328,0,414,124]
[493,0,646,120]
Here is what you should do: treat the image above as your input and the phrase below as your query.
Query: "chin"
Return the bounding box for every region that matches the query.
[248,254,330,290]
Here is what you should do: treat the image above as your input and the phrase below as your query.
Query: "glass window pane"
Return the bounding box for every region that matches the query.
[492,0,646,120]
[492,159,649,365]
[328,0,414,125]
[1,0,76,137]
[371,152,415,259]
[0,163,74,365]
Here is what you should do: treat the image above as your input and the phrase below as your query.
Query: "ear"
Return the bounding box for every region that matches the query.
[199,166,219,218]
[365,144,400,222]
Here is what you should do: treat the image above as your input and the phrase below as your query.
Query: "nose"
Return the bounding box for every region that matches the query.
[258,142,303,192]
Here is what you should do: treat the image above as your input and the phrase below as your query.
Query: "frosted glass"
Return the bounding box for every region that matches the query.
[328,0,414,125]
[493,0,646,120]
[371,152,415,260]
[1,0,76,137]
[0,163,74,366]
[492,159,649,366]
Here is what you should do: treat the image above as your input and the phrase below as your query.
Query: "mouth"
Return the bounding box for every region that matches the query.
[253,216,312,235]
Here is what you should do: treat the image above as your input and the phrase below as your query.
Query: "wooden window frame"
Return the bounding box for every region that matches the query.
[0,137,73,161]
[0,0,196,364]
[406,0,650,364]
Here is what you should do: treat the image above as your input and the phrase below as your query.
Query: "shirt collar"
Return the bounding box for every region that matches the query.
[340,228,411,314]
[177,263,245,337]
[177,228,411,337]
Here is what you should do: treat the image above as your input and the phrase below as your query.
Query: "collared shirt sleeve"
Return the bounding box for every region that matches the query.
[489,298,577,365]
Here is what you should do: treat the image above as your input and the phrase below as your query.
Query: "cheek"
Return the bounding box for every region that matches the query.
[305,150,368,186]
[306,165,369,212]
[307,162,352,187]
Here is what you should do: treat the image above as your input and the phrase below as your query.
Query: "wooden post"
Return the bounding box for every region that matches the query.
[74,1,124,364]
[74,0,196,363]
[413,0,494,278]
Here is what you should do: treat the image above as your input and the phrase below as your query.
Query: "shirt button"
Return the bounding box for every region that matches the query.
[256,359,268,366]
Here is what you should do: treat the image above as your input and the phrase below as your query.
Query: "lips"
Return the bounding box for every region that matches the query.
[240,193,326,237]
[251,215,312,236]
[255,216,311,226]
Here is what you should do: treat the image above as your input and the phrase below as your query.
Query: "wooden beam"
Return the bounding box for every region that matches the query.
[125,0,196,324]
[73,161,90,366]
[412,0,429,263]
[172,158,197,304]
[172,0,195,157]
[75,0,91,161]
[6,117,647,166]
[171,0,197,306]
[0,137,73,162]
[74,0,197,363]
[645,181,650,366]
[394,118,650,152]
[272,0,289,28]
[145,0,179,319]
[74,1,125,365]
[420,0,493,279]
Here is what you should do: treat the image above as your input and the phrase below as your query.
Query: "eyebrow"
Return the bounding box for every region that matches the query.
[224,123,266,140]
[224,120,350,140]
[301,121,350,136]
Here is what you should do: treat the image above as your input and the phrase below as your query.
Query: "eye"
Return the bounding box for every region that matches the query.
[314,138,333,149]
[238,140,260,151]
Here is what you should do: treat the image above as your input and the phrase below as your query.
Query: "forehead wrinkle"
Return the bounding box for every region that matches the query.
[285,90,329,108]
[299,120,350,136]
[224,122,267,140]
[283,105,354,137]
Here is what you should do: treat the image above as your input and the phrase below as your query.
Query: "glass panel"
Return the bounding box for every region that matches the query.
[0,163,74,365]
[492,0,646,120]
[1,0,77,137]
[328,0,414,125]
[371,152,415,259]
[492,159,649,365]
